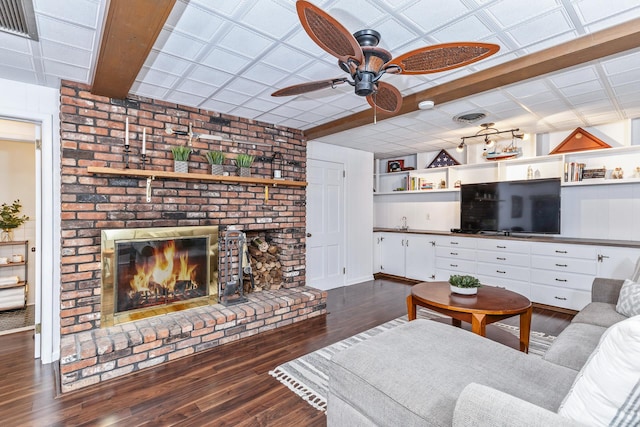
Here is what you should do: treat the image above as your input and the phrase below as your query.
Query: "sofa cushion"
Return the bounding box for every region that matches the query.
[328,319,577,426]
[558,315,640,426]
[543,323,606,371]
[616,279,640,317]
[572,302,627,328]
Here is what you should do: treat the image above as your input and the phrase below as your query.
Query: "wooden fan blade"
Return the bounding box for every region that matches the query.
[296,0,363,65]
[366,81,402,114]
[388,42,500,75]
[271,78,348,97]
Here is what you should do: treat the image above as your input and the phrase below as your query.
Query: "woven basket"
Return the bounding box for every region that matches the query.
[239,167,251,177]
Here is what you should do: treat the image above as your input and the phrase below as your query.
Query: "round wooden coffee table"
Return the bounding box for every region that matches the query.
[407,282,533,352]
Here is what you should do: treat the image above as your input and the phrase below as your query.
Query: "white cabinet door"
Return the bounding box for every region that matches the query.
[596,246,640,279]
[373,233,382,274]
[379,233,406,277]
[405,235,436,281]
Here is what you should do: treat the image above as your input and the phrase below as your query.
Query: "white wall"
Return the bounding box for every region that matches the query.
[0,77,60,363]
[0,138,36,305]
[308,141,374,285]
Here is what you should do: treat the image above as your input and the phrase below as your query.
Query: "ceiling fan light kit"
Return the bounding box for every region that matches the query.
[418,100,435,110]
[272,0,499,116]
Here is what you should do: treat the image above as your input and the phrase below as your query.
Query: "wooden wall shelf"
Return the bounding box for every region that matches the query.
[87,167,307,187]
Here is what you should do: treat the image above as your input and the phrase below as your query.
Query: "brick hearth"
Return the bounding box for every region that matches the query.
[60,287,326,393]
[58,80,319,392]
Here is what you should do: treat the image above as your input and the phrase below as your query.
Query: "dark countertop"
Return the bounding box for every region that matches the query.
[373,228,640,248]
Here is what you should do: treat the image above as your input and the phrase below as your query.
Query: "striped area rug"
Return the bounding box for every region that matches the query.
[269,308,556,412]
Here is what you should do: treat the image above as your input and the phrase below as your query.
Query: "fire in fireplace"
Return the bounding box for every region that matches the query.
[115,237,208,312]
[101,226,219,327]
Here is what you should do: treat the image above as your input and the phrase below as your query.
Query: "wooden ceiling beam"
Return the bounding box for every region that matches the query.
[303,17,640,141]
[91,0,176,99]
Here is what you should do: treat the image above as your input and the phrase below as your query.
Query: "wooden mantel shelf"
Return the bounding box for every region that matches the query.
[87,167,307,187]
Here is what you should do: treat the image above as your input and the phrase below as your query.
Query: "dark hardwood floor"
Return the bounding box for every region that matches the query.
[0,279,572,426]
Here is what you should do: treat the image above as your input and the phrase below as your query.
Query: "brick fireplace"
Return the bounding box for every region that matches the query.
[57,81,326,392]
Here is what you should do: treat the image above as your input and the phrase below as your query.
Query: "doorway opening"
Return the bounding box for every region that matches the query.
[0,118,38,336]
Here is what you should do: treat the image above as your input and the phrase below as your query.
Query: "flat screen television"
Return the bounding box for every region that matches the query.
[460,178,561,234]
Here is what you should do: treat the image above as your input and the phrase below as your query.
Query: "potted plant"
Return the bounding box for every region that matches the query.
[171,146,192,173]
[235,153,255,177]
[0,200,29,242]
[204,151,226,175]
[448,274,481,295]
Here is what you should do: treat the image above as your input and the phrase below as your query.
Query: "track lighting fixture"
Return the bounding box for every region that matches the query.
[460,123,522,148]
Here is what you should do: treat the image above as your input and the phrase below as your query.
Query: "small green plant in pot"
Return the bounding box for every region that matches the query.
[235,153,255,177]
[448,274,481,295]
[205,151,226,175]
[0,200,29,242]
[171,146,192,173]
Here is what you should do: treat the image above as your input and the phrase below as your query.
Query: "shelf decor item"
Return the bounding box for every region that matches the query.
[171,146,192,173]
[204,151,226,175]
[235,154,255,177]
[0,200,29,242]
[449,274,482,295]
[387,159,404,173]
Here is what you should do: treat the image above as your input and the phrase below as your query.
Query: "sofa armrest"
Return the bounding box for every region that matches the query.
[591,278,625,304]
[452,383,584,427]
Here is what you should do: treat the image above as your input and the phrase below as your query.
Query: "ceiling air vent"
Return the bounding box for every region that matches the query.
[0,0,39,41]
[453,111,487,125]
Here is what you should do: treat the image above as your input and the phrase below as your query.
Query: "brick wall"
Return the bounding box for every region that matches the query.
[59,80,308,335]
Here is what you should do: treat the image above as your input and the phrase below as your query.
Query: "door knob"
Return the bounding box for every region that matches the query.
[306,233,312,237]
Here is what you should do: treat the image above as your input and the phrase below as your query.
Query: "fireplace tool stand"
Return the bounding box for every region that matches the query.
[220,230,254,305]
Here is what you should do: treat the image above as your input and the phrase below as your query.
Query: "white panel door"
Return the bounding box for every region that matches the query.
[306,159,344,290]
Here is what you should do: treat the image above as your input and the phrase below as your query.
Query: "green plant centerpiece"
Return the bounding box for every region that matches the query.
[171,146,192,173]
[171,146,192,161]
[448,274,481,295]
[235,153,255,177]
[0,200,29,242]
[205,151,226,175]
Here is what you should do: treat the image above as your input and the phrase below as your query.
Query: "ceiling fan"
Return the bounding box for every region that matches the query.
[272,0,500,115]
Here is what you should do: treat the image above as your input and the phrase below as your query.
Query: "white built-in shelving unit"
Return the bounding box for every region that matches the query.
[374,145,640,196]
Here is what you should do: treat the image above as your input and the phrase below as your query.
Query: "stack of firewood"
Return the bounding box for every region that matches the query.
[244,238,283,292]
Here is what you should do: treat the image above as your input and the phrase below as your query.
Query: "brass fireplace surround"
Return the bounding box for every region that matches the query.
[100,226,219,327]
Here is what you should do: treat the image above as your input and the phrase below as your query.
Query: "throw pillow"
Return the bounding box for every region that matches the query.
[558,315,640,426]
[616,279,640,317]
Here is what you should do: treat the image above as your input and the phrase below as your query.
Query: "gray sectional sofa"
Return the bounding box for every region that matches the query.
[327,278,629,426]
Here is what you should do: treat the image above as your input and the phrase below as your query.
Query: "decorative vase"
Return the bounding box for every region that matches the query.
[239,167,251,177]
[211,164,224,175]
[450,285,477,295]
[174,160,188,173]
[1,229,13,242]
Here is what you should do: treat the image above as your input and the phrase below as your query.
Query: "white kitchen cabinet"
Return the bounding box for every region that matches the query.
[595,246,640,279]
[376,232,436,281]
[375,230,640,311]
[405,234,437,281]
[378,232,406,277]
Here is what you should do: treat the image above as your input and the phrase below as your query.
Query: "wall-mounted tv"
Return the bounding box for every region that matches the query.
[460,178,561,234]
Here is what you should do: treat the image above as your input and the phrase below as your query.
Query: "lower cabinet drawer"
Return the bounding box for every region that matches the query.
[476,263,530,281]
[477,275,530,299]
[436,258,475,276]
[531,255,597,275]
[530,283,591,311]
[477,251,530,267]
[435,247,475,261]
[531,269,593,292]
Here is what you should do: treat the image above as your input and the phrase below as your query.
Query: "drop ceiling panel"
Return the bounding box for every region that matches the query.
[0,0,638,159]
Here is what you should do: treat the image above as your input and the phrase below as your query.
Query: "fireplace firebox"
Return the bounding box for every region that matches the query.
[101,226,218,327]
